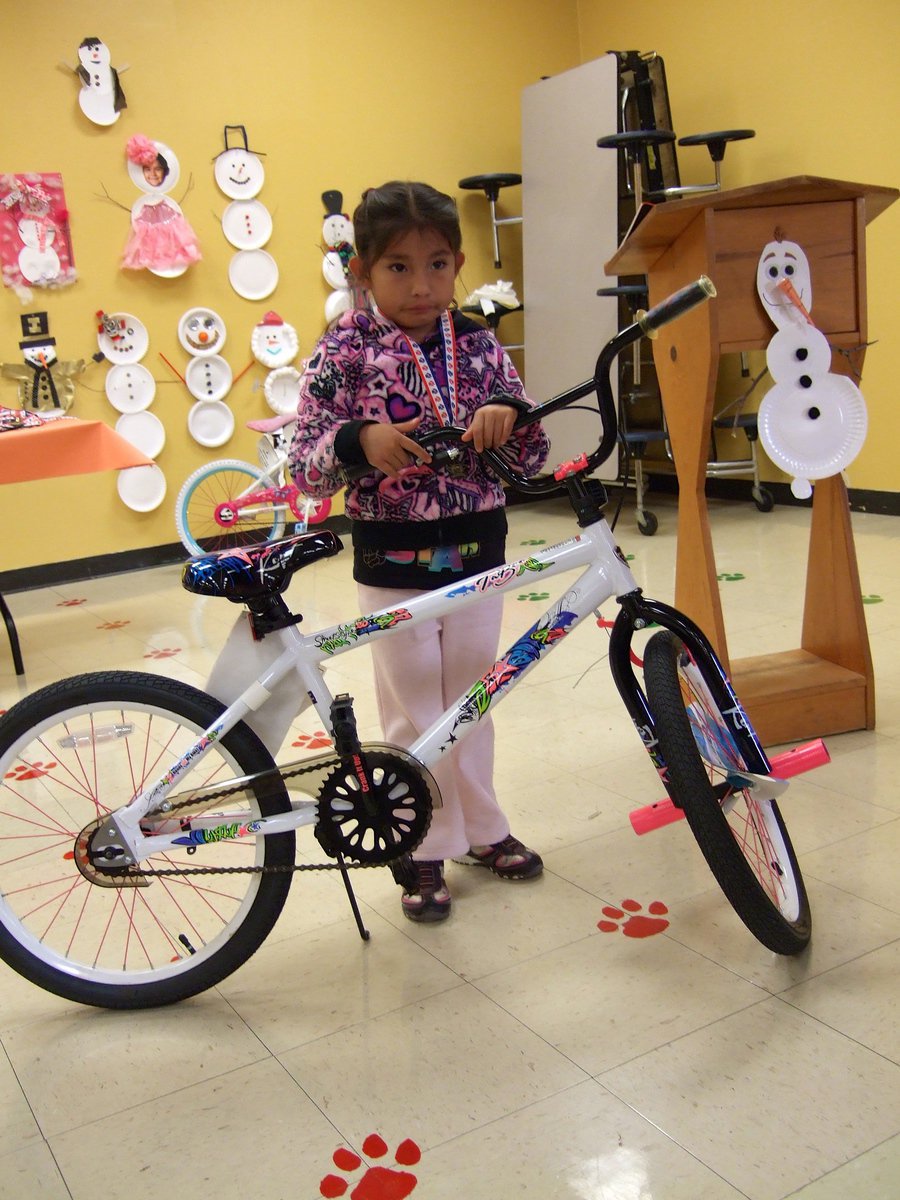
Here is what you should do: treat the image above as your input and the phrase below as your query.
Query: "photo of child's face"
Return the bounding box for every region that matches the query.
[142,160,166,187]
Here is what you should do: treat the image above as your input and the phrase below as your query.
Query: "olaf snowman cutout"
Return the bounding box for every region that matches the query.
[214,127,278,301]
[74,37,127,126]
[756,239,867,499]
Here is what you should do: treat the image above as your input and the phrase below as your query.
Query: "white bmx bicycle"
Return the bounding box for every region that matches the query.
[0,279,821,1010]
[175,412,331,556]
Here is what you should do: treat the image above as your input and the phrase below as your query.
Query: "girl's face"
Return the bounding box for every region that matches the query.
[142,160,166,187]
[354,227,463,342]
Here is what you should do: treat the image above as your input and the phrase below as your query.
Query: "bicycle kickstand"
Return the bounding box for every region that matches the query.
[329,694,370,941]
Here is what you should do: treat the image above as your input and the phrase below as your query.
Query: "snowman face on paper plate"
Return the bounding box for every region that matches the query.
[756,240,812,318]
[127,141,180,195]
[22,340,58,369]
[214,149,265,199]
[322,213,354,248]
[178,308,227,356]
[251,318,299,369]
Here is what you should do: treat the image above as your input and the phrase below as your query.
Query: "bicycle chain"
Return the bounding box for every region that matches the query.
[126,748,413,879]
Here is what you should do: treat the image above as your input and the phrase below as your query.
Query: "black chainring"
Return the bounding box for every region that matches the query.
[315,750,432,864]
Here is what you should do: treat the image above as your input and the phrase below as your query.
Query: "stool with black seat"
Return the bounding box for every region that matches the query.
[458,173,523,268]
[596,281,670,536]
[598,124,771,517]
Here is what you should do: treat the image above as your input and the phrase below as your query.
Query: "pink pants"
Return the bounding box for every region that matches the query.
[357,583,510,861]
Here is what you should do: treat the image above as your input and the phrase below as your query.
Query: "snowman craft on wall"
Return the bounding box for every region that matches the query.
[756,239,867,499]
[74,37,127,126]
[0,173,76,300]
[0,312,88,412]
[320,190,357,322]
[251,311,301,415]
[214,126,278,301]
[94,307,168,512]
[122,135,200,277]
[178,307,236,448]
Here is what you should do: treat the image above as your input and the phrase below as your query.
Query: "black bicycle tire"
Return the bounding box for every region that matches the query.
[0,672,295,1008]
[643,631,811,954]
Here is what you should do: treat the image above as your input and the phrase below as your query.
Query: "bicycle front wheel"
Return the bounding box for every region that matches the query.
[0,672,295,1008]
[175,459,287,556]
[643,631,810,954]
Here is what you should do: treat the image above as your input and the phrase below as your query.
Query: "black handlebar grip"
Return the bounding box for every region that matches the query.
[637,276,716,337]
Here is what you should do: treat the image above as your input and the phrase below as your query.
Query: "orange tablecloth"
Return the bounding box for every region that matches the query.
[0,418,152,485]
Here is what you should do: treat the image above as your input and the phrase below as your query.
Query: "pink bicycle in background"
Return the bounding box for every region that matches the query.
[175,412,331,557]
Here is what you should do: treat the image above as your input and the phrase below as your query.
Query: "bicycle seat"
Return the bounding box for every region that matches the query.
[247,413,295,434]
[182,530,343,603]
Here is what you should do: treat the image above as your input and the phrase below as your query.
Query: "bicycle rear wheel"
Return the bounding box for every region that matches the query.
[175,459,287,556]
[643,630,810,954]
[0,672,295,1008]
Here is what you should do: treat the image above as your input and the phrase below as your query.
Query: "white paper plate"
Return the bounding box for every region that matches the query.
[97,313,149,364]
[178,307,228,357]
[117,465,167,512]
[105,363,156,413]
[758,375,868,480]
[213,149,266,200]
[263,366,302,415]
[115,411,166,458]
[188,399,235,448]
[221,199,273,249]
[228,249,278,300]
[185,354,233,402]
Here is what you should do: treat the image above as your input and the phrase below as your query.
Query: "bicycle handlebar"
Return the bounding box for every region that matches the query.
[341,276,716,495]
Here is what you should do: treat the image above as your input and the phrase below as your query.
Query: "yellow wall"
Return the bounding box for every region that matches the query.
[0,0,579,573]
[576,0,900,492]
[2,0,897,577]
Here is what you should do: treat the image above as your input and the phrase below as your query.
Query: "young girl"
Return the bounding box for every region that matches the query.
[289,181,550,922]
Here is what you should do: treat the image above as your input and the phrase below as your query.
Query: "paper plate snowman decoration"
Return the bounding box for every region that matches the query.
[214,126,278,300]
[122,135,201,278]
[250,311,302,415]
[320,190,356,322]
[74,37,127,126]
[96,308,157,418]
[756,239,867,499]
[178,307,235,445]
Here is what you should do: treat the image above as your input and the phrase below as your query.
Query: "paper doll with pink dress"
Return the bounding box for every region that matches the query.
[121,134,200,277]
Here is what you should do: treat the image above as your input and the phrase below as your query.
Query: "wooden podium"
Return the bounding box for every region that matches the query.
[606,176,898,745]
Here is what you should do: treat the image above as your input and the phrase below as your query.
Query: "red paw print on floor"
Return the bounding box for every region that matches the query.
[599,898,669,938]
[144,648,180,659]
[320,1133,420,1199]
[98,619,130,630]
[292,730,333,750]
[5,761,56,781]
[57,598,86,607]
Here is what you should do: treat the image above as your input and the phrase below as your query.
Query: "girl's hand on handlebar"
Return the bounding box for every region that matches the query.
[460,403,518,453]
[359,417,432,478]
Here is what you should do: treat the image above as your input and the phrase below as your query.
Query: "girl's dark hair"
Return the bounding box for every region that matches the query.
[353,181,462,270]
[155,153,170,179]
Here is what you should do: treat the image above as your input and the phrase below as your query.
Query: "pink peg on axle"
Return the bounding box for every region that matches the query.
[776,277,814,325]
[629,738,831,835]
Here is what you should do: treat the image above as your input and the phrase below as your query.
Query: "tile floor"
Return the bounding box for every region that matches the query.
[0,492,897,1200]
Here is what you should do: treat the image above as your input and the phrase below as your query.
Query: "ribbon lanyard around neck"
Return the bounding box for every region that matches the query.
[402,310,459,427]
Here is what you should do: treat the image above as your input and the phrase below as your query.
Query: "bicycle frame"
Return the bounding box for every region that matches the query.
[105,501,767,867]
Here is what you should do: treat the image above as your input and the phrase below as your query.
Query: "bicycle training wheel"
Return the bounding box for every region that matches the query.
[175,459,287,556]
[643,631,810,954]
[0,672,295,1009]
